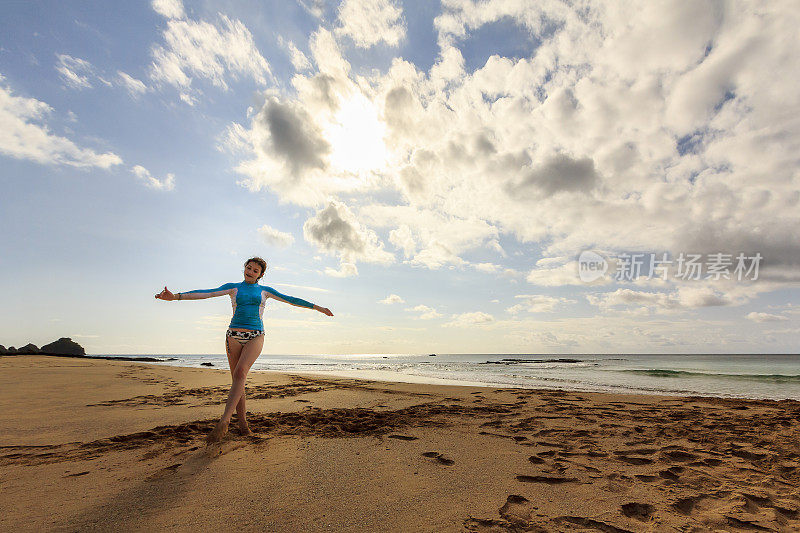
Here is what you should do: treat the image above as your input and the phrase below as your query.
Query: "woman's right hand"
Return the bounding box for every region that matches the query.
[155,286,176,301]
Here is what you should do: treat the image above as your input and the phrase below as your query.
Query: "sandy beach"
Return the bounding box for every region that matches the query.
[1,355,799,532]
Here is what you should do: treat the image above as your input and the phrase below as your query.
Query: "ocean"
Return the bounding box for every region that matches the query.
[102,352,800,401]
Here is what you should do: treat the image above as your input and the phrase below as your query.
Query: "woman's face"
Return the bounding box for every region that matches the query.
[244,262,263,283]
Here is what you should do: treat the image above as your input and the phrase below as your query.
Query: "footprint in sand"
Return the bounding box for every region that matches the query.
[662,449,698,462]
[671,492,729,516]
[659,470,679,481]
[422,451,454,466]
[63,471,90,477]
[516,474,577,484]
[658,465,683,482]
[621,502,655,521]
[388,434,418,441]
[499,495,536,527]
[616,456,653,465]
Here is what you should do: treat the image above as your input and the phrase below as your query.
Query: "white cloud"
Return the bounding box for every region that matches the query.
[388,224,416,258]
[588,289,681,312]
[407,305,441,320]
[257,224,295,247]
[131,165,175,191]
[587,285,733,313]
[0,80,122,168]
[444,311,495,327]
[151,0,185,19]
[507,295,576,314]
[217,122,252,154]
[179,93,197,106]
[297,0,326,19]
[224,1,800,327]
[324,262,358,278]
[746,312,789,323]
[117,71,148,98]
[527,260,605,287]
[56,56,149,99]
[473,262,499,273]
[55,54,97,89]
[278,37,312,71]
[510,331,580,348]
[272,282,331,293]
[361,205,499,270]
[487,238,507,257]
[149,8,271,96]
[335,0,406,48]
[379,294,405,304]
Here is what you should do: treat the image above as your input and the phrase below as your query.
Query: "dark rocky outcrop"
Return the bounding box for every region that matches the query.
[18,343,39,355]
[201,362,214,367]
[1,338,178,363]
[40,338,85,356]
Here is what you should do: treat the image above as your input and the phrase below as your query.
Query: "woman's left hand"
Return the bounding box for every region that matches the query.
[316,306,333,316]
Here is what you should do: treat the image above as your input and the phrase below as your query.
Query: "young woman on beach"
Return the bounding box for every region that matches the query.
[155,257,333,444]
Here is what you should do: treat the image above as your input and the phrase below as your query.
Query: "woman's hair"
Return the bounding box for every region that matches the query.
[244,257,268,280]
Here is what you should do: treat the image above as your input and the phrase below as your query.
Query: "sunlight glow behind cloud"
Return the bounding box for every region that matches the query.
[323,92,388,176]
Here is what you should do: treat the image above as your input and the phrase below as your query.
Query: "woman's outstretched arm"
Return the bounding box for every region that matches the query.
[263,286,333,316]
[155,283,236,301]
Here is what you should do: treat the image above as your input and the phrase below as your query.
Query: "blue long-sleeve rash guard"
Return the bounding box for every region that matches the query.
[180,281,315,331]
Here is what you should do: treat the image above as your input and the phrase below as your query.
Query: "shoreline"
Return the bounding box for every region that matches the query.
[7,352,800,402]
[16,352,800,402]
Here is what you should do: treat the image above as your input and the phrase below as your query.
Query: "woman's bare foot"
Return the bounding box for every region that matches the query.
[206,419,229,444]
[237,422,254,437]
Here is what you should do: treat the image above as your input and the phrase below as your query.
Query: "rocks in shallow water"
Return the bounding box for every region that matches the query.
[0,345,6,354]
[6,347,17,354]
[201,362,214,367]
[40,338,86,356]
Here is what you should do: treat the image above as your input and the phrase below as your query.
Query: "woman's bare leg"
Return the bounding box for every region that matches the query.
[224,337,248,431]
[208,335,264,443]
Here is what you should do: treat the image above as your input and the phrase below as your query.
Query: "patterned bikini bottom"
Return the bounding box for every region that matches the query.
[226,329,264,346]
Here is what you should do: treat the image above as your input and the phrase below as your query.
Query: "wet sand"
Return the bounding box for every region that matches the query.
[1,355,799,532]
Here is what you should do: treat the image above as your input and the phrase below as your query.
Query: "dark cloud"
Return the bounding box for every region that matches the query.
[303,201,366,254]
[473,132,497,155]
[678,221,800,280]
[505,153,599,197]
[384,86,415,134]
[258,97,330,177]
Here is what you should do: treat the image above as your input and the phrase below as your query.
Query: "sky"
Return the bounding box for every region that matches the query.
[1,0,798,355]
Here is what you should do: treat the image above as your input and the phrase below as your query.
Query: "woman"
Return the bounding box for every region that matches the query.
[155,257,333,444]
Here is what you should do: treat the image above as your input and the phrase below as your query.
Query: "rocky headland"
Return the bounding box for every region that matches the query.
[0,338,173,362]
